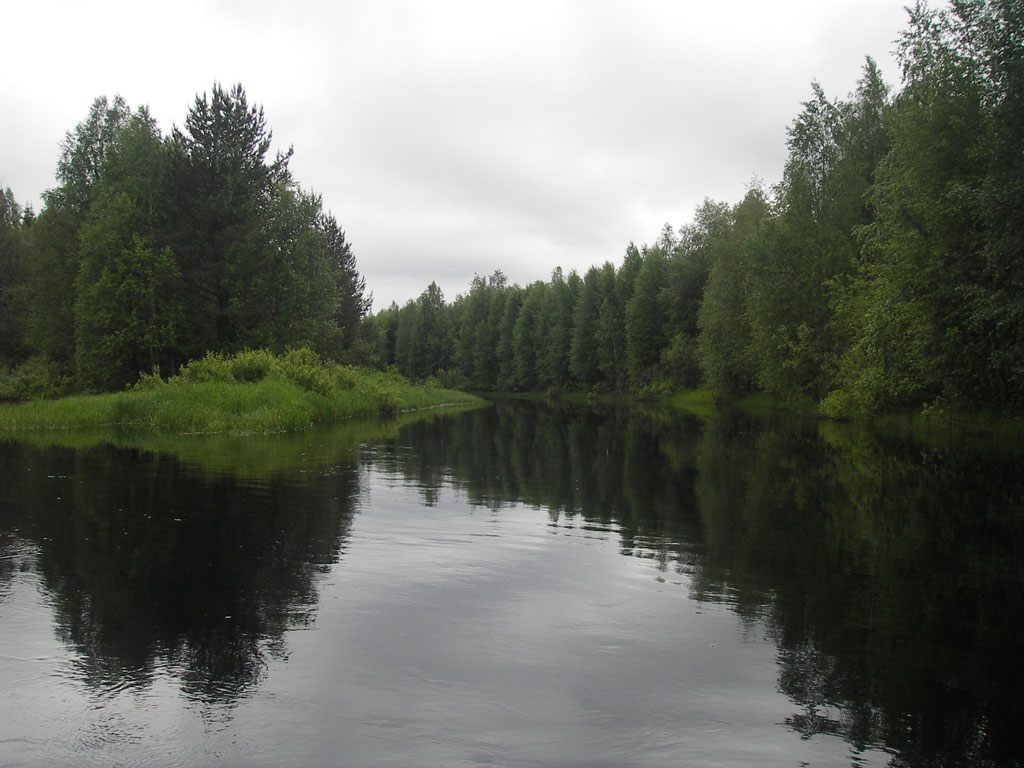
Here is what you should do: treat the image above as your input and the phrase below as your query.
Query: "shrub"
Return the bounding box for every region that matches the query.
[333,365,359,390]
[0,356,73,401]
[374,386,403,416]
[278,348,334,395]
[228,348,277,383]
[178,351,235,383]
[177,348,337,395]
[130,367,167,391]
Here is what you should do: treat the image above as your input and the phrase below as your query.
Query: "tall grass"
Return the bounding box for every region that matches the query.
[0,348,483,434]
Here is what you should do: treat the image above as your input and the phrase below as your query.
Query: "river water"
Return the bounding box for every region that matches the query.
[1,400,1022,767]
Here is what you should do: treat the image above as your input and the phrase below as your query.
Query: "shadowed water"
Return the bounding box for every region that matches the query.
[1,400,1021,767]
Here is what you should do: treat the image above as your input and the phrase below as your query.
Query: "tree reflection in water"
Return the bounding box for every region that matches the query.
[0,438,360,703]
[2,400,1022,766]
[375,400,1024,768]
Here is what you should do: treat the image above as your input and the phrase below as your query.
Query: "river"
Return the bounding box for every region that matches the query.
[1,399,1021,767]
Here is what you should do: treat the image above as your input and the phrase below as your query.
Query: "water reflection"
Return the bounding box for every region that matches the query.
[2,401,1023,767]
[370,400,1024,767]
[0,437,360,704]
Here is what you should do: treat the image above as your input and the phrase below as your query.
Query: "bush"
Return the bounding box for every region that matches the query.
[374,386,403,416]
[178,351,235,383]
[177,348,335,394]
[229,349,277,383]
[0,356,72,401]
[130,367,167,391]
[278,348,334,395]
[333,365,359,390]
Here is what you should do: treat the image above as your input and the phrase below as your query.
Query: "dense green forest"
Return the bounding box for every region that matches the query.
[0,83,371,399]
[2,0,1021,418]
[364,1,1024,417]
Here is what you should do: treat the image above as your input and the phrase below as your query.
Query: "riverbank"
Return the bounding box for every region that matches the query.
[663,386,1024,452]
[0,349,483,434]
[499,385,1024,451]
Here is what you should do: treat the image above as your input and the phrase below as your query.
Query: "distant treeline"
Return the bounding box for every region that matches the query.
[0,84,370,398]
[364,1,1024,416]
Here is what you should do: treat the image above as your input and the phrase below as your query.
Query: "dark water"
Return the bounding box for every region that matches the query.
[1,401,1022,767]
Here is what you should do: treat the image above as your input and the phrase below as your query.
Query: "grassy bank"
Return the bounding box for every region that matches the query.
[0,349,483,434]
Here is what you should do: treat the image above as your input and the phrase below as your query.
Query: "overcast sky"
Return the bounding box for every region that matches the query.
[2,0,912,310]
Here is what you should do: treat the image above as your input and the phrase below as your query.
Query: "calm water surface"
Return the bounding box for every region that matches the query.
[1,401,1022,767]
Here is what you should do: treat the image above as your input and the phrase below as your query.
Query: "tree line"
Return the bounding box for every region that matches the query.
[0,83,370,396]
[364,1,1024,416]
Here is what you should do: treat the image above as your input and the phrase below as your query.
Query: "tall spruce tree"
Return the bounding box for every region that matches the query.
[169,83,292,356]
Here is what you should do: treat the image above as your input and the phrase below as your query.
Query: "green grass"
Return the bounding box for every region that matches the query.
[0,349,483,434]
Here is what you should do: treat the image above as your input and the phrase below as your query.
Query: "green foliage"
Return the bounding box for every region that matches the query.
[372,385,403,416]
[538,267,579,390]
[0,348,482,432]
[177,348,337,396]
[167,83,355,359]
[495,287,523,390]
[0,188,29,366]
[391,282,452,381]
[512,281,547,391]
[455,271,508,390]
[661,332,701,388]
[570,264,610,387]
[824,2,1013,412]
[55,95,132,216]
[74,193,181,390]
[15,84,369,397]
[625,248,670,385]
[698,187,769,395]
[667,200,723,337]
[23,200,82,367]
[0,356,73,401]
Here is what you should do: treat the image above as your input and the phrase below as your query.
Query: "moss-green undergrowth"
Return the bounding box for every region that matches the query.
[0,348,483,433]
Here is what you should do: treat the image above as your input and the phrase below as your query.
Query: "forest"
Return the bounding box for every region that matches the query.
[1,0,1022,418]
[364,0,1024,417]
[0,83,371,398]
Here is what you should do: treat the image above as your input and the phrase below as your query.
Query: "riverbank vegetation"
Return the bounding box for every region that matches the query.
[361,1,1024,420]
[0,348,481,433]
